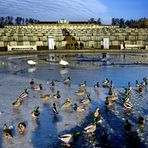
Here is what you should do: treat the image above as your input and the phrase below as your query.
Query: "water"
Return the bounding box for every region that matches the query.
[0,53,148,148]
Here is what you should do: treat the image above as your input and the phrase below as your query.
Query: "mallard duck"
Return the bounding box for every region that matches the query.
[12,98,21,108]
[19,89,28,99]
[63,76,71,84]
[94,108,100,118]
[94,82,100,90]
[80,93,91,104]
[84,123,96,133]
[105,97,113,106]
[137,116,145,128]
[62,98,72,108]
[102,78,109,87]
[128,82,132,91]
[75,88,86,96]
[52,103,58,114]
[79,81,87,88]
[58,131,80,145]
[136,80,140,88]
[3,124,13,139]
[73,103,85,112]
[93,108,103,124]
[53,90,61,99]
[34,84,43,91]
[108,94,118,101]
[30,79,35,87]
[143,77,147,86]
[124,101,133,110]
[48,80,55,87]
[59,134,73,144]
[108,87,113,95]
[122,96,130,103]
[18,122,26,134]
[32,106,40,118]
[40,94,51,101]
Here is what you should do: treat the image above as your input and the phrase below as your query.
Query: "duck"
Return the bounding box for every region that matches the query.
[12,98,21,108]
[62,98,72,108]
[19,88,28,99]
[84,123,96,133]
[80,93,91,104]
[58,131,80,145]
[142,77,147,86]
[34,84,43,91]
[136,80,141,88]
[3,124,13,139]
[94,82,100,90]
[53,90,61,99]
[108,87,113,95]
[48,80,55,87]
[30,79,35,87]
[32,106,40,118]
[79,81,87,88]
[18,122,26,134]
[102,78,109,87]
[107,94,118,101]
[124,101,133,110]
[93,108,103,124]
[40,94,51,101]
[124,88,129,98]
[122,96,130,103]
[105,97,113,106]
[128,82,132,91]
[137,116,145,128]
[75,88,86,96]
[94,108,100,118]
[63,76,71,84]
[73,103,85,112]
[52,103,58,114]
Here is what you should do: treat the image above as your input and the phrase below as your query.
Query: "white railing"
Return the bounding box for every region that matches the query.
[7,45,37,51]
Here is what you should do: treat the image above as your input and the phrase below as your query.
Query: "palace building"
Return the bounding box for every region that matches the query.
[0,19,148,51]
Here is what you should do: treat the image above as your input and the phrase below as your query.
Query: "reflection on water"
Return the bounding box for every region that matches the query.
[0,53,148,148]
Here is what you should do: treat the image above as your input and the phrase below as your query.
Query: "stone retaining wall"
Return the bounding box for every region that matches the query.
[0,24,148,50]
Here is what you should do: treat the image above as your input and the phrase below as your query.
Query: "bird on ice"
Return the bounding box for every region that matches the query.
[59,59,69,66]
[27,60,37,65]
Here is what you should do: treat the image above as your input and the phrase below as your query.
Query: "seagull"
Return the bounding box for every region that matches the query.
[27,60,37,66]
[59,59,69,66]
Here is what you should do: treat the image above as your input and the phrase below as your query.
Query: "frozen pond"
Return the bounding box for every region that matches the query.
[0,53,148,148]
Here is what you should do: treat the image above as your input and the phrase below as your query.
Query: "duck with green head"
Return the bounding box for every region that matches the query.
[53,90,61,99]
[80,93,91,104]
[32,106,40,118]
[73,103,85,112]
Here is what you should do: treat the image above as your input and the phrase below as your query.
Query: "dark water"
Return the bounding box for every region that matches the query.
[0,53,147,148]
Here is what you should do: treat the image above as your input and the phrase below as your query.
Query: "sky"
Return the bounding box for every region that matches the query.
[0,0,148,24]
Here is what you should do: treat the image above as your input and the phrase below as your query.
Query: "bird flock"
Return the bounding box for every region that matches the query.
[1,75,147,147]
